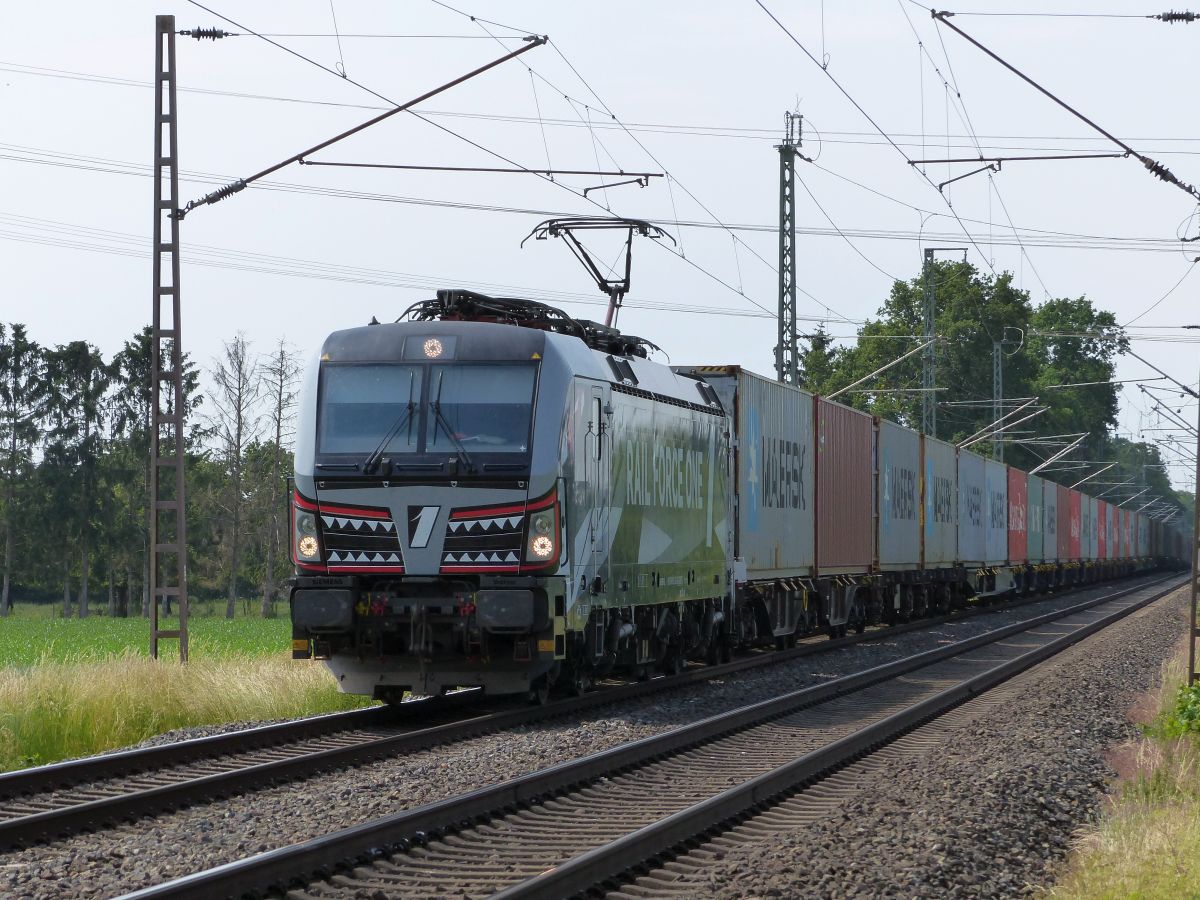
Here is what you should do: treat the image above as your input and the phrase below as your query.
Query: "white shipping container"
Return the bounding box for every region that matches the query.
[692,367,816,579]
[1088,496,1099,560]
[922,435,958,568]
[958,450,986,564]
[879,420,920,569]
[1043,482,1059,562]
[984,458,1008,565]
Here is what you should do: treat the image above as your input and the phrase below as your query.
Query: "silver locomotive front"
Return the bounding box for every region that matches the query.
[289,317,570,701]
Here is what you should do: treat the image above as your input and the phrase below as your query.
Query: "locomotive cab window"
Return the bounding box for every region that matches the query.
[317,364,423,456]
[427,364,536,454]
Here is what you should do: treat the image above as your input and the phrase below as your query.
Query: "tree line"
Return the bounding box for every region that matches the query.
[0,324,300,618]
[797,260,1192,515]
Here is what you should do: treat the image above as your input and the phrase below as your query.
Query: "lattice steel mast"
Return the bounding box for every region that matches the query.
[920,248,966,438]
[776,112,799,385]
[922,249,936,437]
[1190,367,1199,686]
[150,16,188,661]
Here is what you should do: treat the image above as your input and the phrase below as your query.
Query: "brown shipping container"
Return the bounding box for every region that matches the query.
[816,398,875,573]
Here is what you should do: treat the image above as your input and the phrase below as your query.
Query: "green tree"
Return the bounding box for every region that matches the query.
[1027,297,1126,479]
[0,324,45,615]
[825,262,1038,447]
[798,324,840,395]
[256,339,300,618]
[208,334,262,618]
[43,341,112,617]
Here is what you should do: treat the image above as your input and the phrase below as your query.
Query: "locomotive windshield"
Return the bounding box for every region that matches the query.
[316,362,536,459]
[318,364,423,456]
[427,365,535,454]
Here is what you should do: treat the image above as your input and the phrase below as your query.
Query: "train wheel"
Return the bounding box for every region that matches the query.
[566,666,591,697]
[705,640,719,665]
[661,646,684,676]
[528,677,551,706]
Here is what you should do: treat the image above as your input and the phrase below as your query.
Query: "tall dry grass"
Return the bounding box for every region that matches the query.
[1050,658,1200,899]
[0,653,369,772]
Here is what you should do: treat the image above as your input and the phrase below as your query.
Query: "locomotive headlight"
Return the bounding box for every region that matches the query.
[293,504,323,564]
[529,534,555,559]
[527,511,555,560]
[523,499,560,565]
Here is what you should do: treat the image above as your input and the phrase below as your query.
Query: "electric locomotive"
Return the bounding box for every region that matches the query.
[290,290,732,702]
[290,289,1183,703]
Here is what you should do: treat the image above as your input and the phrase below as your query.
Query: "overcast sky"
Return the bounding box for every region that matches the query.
[3,1,1197,492]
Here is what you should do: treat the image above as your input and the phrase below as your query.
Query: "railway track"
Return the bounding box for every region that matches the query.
[0,572,1170,852]
[115,574,1183,900]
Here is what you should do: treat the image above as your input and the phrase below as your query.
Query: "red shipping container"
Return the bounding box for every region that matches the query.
[1097,500,1107,559]
[1007,467,1028,563]
[815,398,875,573]
[1056,484,1071,562]
[1068,489,1082,560]
[1122,508,1131,558]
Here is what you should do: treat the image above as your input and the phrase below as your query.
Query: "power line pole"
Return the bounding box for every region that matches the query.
[776,112,799,385]
[1190,363,1199,686]
[150,15,188,661]
[992,328,1023,461]
[992,341,1003,460]
[920,248,966,439]
[922,249,935,437]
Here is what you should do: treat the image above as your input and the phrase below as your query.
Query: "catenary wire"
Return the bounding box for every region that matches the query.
[3,144,1195,254]
[182,0,789,323]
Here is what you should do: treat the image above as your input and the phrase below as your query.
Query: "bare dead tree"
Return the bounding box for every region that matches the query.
[259,339,300,618]
[208,333,261,619]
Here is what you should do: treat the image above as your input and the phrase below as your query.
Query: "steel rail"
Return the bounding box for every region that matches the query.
[116,574,1183,900]
[0,702,414,801]
[499,577,1184,899]
[0,572,1166,850]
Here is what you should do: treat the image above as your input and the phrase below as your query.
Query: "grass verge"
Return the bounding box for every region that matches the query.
[0,653,371,772]
[1050,657,1200,899]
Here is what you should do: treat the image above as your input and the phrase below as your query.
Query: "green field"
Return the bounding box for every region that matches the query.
[0,604,371,772]
[0,605,291,667]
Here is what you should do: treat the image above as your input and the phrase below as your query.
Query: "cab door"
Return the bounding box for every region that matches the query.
[572,381,611,602]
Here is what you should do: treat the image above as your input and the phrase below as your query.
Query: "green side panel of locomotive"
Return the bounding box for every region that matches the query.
[606,391,729,608]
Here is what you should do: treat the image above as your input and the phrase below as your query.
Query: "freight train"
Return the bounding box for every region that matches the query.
[289,290,1187,702]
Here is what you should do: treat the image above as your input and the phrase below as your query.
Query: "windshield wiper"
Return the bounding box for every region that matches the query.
[362,370,416,474]
[362,404,414,474]
[431,371,475,473]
